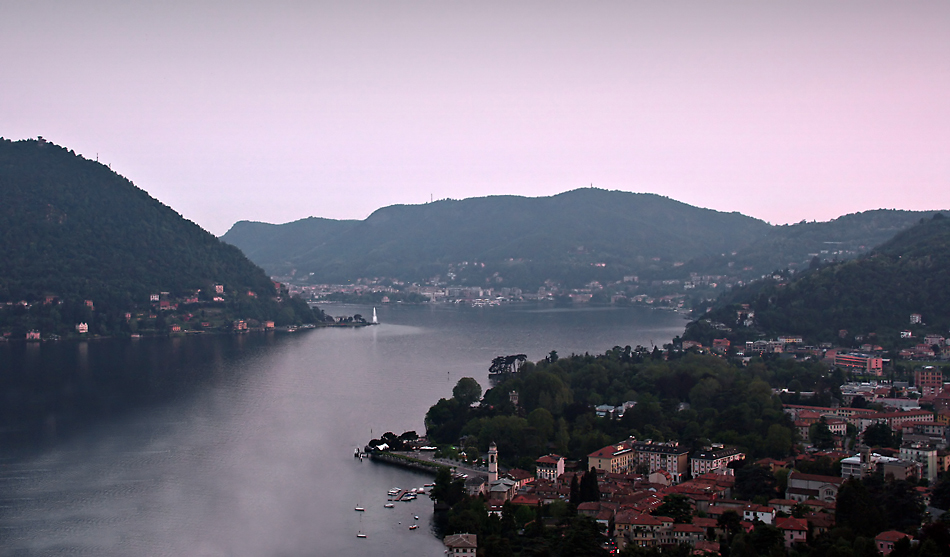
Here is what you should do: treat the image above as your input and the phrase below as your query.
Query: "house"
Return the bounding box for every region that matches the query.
[588,439,636,474]
[690,446,744,477]
[900,442,938,482]
[785,471,842,503]
[868,410,933,432]
[75,323,88,334]
[776,517,808,548]
[444,533,477,555]
[915,368,944,397]
[506,468,534,489]
[833,353,884,374]
[26,330,41,341]
[875,530,911,556]
[488,477,518,501]
[661,523,704,547]
[536,454,565,480]
[648,469,673,486]
[712,339,731,353]
[618,512,665,548]
[632,441,690,483]
[742,504,775,525]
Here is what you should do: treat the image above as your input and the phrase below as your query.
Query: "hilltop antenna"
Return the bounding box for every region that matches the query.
[431,193,433,203]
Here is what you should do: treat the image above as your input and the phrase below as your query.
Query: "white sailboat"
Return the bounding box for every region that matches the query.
[371,307,378,324]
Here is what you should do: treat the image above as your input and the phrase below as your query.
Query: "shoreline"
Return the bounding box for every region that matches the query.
[0,320,378,345]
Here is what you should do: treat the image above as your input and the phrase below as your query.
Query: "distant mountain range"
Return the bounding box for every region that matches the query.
[0,138,319,336]
[222,189,941,290]
[683,213,950,348]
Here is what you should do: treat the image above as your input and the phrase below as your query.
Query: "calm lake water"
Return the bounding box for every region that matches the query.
[0,304,685,556]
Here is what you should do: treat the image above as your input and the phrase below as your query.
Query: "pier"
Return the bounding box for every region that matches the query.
[368,451,447,476]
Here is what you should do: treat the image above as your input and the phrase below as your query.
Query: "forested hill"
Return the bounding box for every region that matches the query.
[681,209,938,280]
[224,191,939,290]
[0,138,317,334]
[224,189,771,286]
[684,213,950,348]
[221,217,358,276]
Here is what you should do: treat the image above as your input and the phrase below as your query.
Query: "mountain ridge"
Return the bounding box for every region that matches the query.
[222,190,942,293]
[223,188,772,287]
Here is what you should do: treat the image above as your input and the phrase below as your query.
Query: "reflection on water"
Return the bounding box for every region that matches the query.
[0,304,684,555]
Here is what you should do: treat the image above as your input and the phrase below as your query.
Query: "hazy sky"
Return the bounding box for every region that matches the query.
[3,1,949,235]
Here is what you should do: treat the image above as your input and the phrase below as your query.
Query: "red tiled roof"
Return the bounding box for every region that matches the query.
[509,494,540,506]
[622,513,663,526]
[875,530,911,543]
[693,541,720,554]
[507,468,534,481]
[776,517,808,531]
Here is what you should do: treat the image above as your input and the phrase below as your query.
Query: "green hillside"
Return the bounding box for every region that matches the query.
[684,214,950,348]
[683,209,940,279]
[0,138,322,336]
[224,189,772,287]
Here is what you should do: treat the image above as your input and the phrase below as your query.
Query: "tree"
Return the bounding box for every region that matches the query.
[653,494,692,523]
[717,510,742,542]
[734,466,778,502]
[809,417,836,450]
[570,474,581,507]
[881,480,924,531]
[453,377,482,406]
[579,467,600,503]
[431,467,465,506]
[929,474,950,511]
[835,478,885,538]
[863,422,894,448]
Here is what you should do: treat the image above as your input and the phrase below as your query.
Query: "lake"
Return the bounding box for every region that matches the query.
[0,303,686,556]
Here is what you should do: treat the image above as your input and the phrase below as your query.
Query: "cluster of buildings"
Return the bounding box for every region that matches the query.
[784,404,950,482]
[469,444,861,552]
[289,272,697,308]
[463,438,932,554]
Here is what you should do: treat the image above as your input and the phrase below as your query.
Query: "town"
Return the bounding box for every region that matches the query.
[372,349,950,556]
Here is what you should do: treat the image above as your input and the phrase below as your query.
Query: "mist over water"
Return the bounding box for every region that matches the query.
[0,304,685,555]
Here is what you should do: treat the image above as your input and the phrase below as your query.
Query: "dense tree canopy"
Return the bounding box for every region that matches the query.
[425,350,801,469]
[685,214,950,347]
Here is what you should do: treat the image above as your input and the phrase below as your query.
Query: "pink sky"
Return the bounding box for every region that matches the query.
[3,1,948,235]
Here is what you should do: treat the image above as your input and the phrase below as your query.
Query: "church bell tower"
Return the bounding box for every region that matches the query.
[488,441,498,483]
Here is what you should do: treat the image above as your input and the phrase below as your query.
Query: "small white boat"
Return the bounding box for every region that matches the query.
[357,532,367,538]
[384,503,394,508]
[409,525,418,530]
[355,507,365,512]
[414,515,419,520]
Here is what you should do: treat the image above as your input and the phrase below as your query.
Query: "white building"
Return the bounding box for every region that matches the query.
[690,446,744,478]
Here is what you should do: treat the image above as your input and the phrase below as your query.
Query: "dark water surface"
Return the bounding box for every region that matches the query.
[0,304,685,556]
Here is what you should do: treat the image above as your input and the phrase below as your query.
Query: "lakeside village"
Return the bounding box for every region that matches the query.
[1,283,376,342]
[283,271,738,309]
[365,350,950,555]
